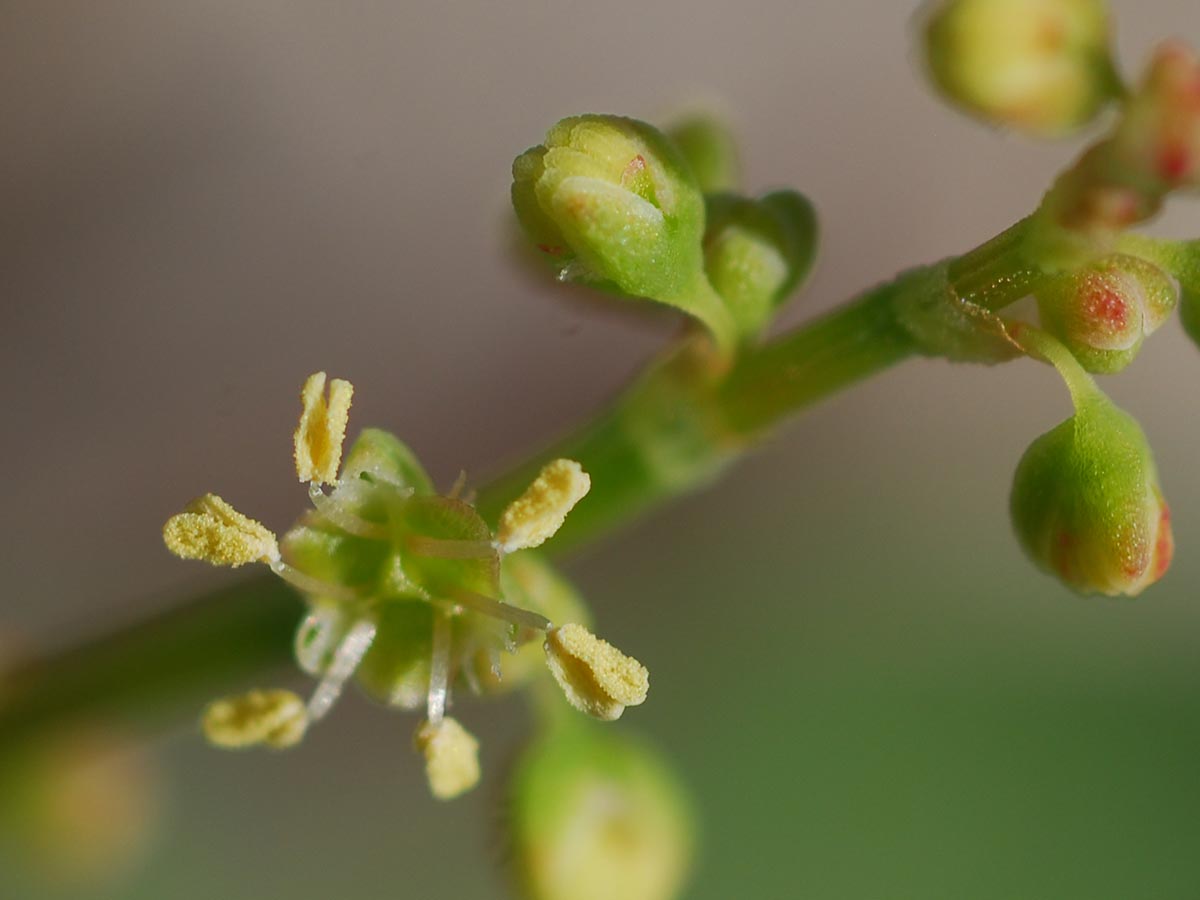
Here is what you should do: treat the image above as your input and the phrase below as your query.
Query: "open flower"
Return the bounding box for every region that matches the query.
[163,372,650,798]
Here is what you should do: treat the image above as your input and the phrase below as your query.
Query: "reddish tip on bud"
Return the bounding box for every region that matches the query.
[1115,42,1200,191]
[1036,253,1178,372]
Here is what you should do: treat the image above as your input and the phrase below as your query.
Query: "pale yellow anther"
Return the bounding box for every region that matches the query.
[294,371,354,485]
[162,494,278,567]
[496,459,591,552]
[415,717,481,800]
[544,624,649,721]
[202,689,308,750]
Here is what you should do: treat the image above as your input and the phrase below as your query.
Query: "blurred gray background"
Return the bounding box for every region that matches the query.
[3,1,1200,897]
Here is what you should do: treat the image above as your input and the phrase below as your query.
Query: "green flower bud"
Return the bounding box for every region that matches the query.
[1009,326,1173,596]
[1114,42,1200,192]
[703,190,818,339]
[1035,253,1177,373]
[509,723,694,900]
[923,0,1119,136]
[1178,251,1200,349]
[664,114,740,193]
[513,115,736,352]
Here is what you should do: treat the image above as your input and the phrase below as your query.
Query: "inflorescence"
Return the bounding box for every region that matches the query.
[163,372,649,799]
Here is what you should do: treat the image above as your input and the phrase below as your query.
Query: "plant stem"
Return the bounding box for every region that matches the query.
[0,221,1043,749]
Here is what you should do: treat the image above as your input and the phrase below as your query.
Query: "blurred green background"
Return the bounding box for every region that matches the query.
[3,1,1200,897]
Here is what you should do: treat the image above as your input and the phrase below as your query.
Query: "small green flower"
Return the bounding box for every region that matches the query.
[513,115,737,353]
[923,0,1119,136]
[163,373,651,799]
[1008,326,1173,596]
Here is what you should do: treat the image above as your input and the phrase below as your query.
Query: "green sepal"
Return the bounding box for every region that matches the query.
[341,428,434,494]
[703,189,818,339]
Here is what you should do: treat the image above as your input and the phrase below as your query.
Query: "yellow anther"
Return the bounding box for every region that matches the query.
[294,371,354,485]
[496,459,590,552]
[202,689,308,750]
[415,717,481,800]
[544,624,649,721]
[162,494,278,567]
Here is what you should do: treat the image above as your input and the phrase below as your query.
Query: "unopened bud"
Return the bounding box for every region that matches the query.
[415,716,481,800]
[1011,391,1173,597]
[509,725,694,900]
[1114,42,1200,191]
[923,0,1118,135]
[703,190,817,338]
[1036,253,1177,373]
[513,116,735,349]
[544,624,649,721]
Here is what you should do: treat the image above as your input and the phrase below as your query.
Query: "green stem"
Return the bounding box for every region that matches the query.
[0,576,296,749]
[0,220,1043,749]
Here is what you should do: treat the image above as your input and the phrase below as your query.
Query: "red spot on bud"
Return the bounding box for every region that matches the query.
[536,244,566,257]
[1153,502,1174,580]
[1157,142,1193,183]
[623,154,647,181]
[1082,284,1129,330]
[1050,530,1075,581]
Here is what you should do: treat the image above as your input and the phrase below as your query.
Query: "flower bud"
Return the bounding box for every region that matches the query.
[1035,253,1177,373]
[509,725,694,900]
[702,190,817,338]
[923,0,1118,135]
[1113,42,1200,191]
[513,115,735,350]
[0,730,162,888]
[664,114,740,193]
[1011,391,1173,597]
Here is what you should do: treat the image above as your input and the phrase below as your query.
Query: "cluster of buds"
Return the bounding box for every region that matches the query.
[163,373,649,799]
[1007,324,1173,596]
[1038,42,1200,245]
[512,114,818,353]
[922,0,1120,136]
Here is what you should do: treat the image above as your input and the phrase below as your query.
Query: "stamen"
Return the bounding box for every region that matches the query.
[447,469,468,499]
[294,372,354,486]
[202,689,308,749]
[269,560,361,604]
[543,624,649,721]
[496,459,591,553]
[163,494,278,568]
[306,618,377,722]
[426,611,453,726]
[308,483,388,540]
[415,716,480,800]
[449,589,552,633]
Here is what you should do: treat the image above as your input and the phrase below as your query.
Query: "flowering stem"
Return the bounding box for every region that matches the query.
[0,219,1045,749]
